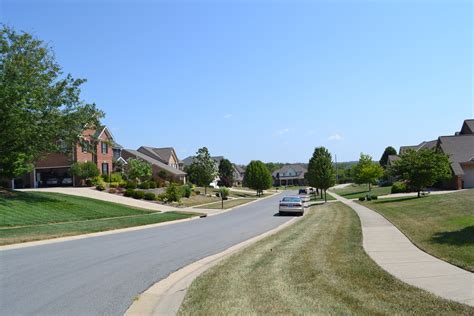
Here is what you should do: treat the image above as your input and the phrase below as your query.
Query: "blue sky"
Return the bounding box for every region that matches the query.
[2,0,473,164]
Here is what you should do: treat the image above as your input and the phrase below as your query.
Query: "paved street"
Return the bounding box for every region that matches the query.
[0,191,293,316]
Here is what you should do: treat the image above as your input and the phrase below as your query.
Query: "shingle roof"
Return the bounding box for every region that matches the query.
[387,155,400,165]
[399,140,437,155]
[438,135,474,175]
[460,119,474,135]
[122,149,186,176]
[272,164,307,179]
[138,146,178,164]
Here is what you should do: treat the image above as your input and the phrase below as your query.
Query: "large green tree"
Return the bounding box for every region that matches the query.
[0,26,103,181]
[125,158,152,183]
[379,146,397,168]
[352,153,384,191]
[244,160,273,196]
[186,147,217,194]
[217,158,234,187]
[307,147,336,202]
[390,148,451,197]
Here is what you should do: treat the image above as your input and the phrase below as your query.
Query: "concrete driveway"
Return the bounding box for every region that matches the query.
[0,190,295,315]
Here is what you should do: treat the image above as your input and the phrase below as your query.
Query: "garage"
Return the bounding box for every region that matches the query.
[462,164,474,189]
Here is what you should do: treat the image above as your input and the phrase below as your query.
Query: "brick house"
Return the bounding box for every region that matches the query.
[12,126,117,188]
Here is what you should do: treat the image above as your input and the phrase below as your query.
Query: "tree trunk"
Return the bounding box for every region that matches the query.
[320,189,323,199]
[324,189,327,202]
[368,182,371,191]
[222,197,224,209]
[418,190,421,198]
[205,186,207,195]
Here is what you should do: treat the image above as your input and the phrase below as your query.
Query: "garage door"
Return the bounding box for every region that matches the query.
[463,167,474,188]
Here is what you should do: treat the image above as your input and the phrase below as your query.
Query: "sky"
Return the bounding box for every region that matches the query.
[2,0,473,164]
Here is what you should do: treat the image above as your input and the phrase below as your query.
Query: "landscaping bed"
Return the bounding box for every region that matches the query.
[179,203,473,314]
[361,190,474,272]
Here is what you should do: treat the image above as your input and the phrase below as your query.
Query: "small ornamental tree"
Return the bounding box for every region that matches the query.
[188,147,217,194]
[165,183,182,203]
[379,146,397,169]
[307,147,336,202]
[390,148,451,197]
[218,158,234,187]
[71,161,100,185]
[244,160,273,196]
[125,158,152,183]
[219,187,230,208]
[352,153,383,191]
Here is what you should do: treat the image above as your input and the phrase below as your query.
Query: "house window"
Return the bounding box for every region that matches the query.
[101,142,108,154]
[82,141,89,153]
[102,162,109,175]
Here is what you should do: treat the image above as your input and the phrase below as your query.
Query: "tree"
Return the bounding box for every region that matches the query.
[264,162,284,174]
[71,162,99,184]
[307,147,336,202]
[390,148,451,197]
[352,153,383,191]
[244,160,273,196]
[125,158,152,183]
[165,183,182,203]
[187,147,217,194]
[379,146,397,168]
[217,159,234,187]
[0,26,103,181]
[219,187,230,209]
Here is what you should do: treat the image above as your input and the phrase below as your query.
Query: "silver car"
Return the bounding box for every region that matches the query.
[298,188,310,203]
[279,196,304,216]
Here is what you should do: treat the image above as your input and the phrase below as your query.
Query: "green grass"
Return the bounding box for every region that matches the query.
[0,190,196,245]
[310,192,336,201]
[362,190,474,272]
[195,198,256,210]
[332,183,391,199]
[179,203,473,315]
[174,195,219,207]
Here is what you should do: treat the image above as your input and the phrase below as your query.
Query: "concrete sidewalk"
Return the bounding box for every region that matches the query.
[328,191,474,307]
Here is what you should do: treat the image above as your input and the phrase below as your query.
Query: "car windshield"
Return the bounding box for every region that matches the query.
[282,197,301,202]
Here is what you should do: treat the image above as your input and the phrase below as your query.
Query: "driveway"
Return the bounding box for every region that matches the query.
[0,191,294,315]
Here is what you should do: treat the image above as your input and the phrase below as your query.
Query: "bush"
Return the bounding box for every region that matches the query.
[101,174,110,182]
[126,181,137,189]
[110,172,123,183]
[139,182,150,190]
[71,161,100,184]
[194,190,200,195]
[144,192,156,200]
[149,181,157,189]
[91,176,104,186]
[371,195,378,200]
[96,183,106,191]
[109,182,119,188]
[156,193,167,202]
[132,190,145,199]
[391,181,407,194]
[358,196,365,201]
[124,189,134,197]
[165,183,182,203]
[215,192,220,197]
[119,180,127,188]
[109,188,117,194]
[180,184,192,198]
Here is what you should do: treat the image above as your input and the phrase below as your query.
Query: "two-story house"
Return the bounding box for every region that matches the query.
[12,126,116,188]
[272,164,308,186]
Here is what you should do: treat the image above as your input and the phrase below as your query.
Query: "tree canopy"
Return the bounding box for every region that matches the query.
[0,26,103,179]
[389,148,451,197]
[244,160,273,196]
[379,146,397,168]
[186,147,217,193]
[218,158,234,187]
[307,147,336,202]
[125,158,152,183]
[352,153,384,191]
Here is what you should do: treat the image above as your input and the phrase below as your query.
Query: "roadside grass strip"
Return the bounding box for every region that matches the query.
[195,198,257,210]
[332,183,391,199]
[179,202,473,315]
[361,189,474,272]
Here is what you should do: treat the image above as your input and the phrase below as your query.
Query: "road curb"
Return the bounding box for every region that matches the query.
[204,191,280,217]
[124,213,303,316]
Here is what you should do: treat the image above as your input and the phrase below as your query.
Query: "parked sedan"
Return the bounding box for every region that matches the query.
[298,188,310,203]
[279,196,304,216]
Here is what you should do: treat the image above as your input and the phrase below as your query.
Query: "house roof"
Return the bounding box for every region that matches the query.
[122,149,186,176]
[387,155,400,165]
[460,119,474,135]
[399,140,437,155]
[234,164,246,174]
[93,126,115,141]
[439,134,474,165]
[138,146,178,164]
[272,164,307,179]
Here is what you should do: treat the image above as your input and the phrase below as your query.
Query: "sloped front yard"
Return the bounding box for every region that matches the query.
[361,190,474,272]
[0,190,196,245]
[179,203,472,314]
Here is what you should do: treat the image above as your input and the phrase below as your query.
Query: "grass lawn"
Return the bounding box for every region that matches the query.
[362,190,474,272]
[0,190,196,245]
[332,183,391,199]
[195,198,256,210]
[194,187,271,199]
[179,203,473,315]
[173,195,219,207]
[310,192,336,201]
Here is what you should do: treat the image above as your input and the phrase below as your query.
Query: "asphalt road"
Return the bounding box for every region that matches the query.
[0,191,294,316]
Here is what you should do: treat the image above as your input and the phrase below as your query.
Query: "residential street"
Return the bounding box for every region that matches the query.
[0,191,292,316]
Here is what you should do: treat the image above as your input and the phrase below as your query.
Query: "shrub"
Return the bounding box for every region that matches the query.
[96,183,106,191]
[365,194,372,201]
[132,190,145,199]
[371,195,378,200]
[119,180,127,188]
[219,187,230,200]
[156,193,168,202]
[139,182,150,190]
[391,181,407,194]
[109,182,119,188]
[148,181,157,189]
[71,161,100,184]
[358,196,365,201]
[124,189,135,197]
[180,184,192,198]
[144,192,156,200]
[215,192,220,197]
[109,188,117,194]
[126,181,137,189]
[165,183,182,202]
[90,176,104,186]
[110,172,123,183]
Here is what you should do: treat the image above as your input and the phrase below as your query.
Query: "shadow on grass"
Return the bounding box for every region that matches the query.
[431,226,474,246]
[0,190,58,204]
[371,196,422,204]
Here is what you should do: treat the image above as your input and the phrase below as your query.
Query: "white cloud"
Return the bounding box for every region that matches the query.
[275,128,290,136]
[223,114,232,119]
[328,133,343,141]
